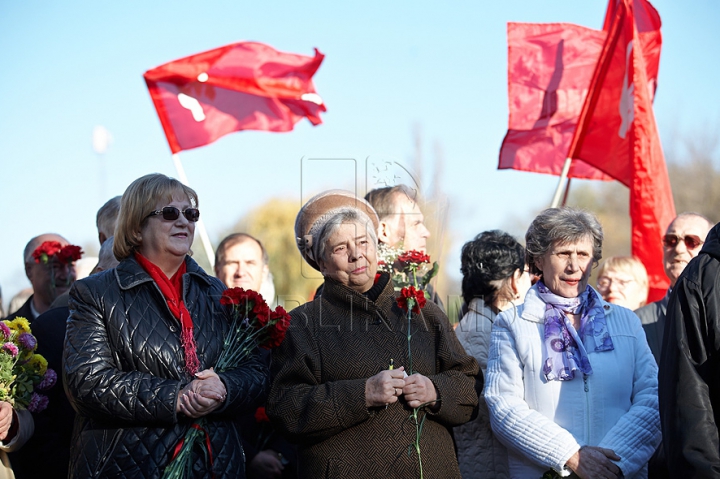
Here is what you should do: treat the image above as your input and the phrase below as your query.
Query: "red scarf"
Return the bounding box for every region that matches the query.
[135,252,200,375]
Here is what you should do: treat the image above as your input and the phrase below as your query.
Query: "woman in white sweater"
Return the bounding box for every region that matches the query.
[454,230,531,479]
[484,208,660,479]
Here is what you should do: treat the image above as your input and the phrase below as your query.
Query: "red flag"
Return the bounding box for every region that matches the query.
[498,0,661,181]
[144,42,326,154]
[568,0,675,302]
[498,23,612,180]
[603,0,662,102]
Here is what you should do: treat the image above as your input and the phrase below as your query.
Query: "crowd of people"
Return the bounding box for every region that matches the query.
[0,173,718,479]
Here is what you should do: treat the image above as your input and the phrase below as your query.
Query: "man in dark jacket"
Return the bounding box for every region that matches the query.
[637,212,712,364]
[659,221,720,476]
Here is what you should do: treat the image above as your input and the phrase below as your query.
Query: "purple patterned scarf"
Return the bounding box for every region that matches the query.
[537,281,613,381]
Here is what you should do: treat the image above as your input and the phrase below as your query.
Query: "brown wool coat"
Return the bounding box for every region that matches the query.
[267,276,480,479]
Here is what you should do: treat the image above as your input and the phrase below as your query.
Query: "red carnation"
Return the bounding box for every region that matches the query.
[221,287,272,328]
[253,301,271,327]
[396,286,426,314]
[397,250,430,266]
[220,287,247,306]
[262,306,291,349]
[254,406,270,423]
[57,245,84,264]
[32,241,63,264]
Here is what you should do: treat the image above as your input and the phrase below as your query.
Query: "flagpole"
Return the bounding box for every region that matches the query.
[561,178,572,207]
[172,154,216,269]
[550,157,572,207]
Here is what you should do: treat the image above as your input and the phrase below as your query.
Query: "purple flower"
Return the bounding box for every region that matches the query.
[0,323,10,341]
[27,392,49,413]
[550,338,566,352]
[38,368,57,390]
[2,342,18,358]
[17,333,36,351]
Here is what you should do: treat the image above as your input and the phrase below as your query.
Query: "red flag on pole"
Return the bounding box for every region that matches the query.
[498,0,662,181]
[498,23,612,180]
[144,42,326,154]
[568,0,675,301]
[603,0,662,103]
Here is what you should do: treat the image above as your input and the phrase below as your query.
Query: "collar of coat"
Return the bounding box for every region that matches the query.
[321,272,398,318]
[114,255,213,291]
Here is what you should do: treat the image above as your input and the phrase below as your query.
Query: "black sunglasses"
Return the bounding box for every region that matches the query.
[146,206,200,222]
[662,233,703,250]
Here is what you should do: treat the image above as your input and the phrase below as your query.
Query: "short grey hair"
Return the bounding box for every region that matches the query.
[315,208,378,265]
[96,196,121,241]
[526,207,604,276]
[364,184,418,221]
[97,237,120,272]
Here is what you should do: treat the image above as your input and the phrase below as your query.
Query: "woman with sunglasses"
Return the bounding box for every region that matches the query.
[63,173,268,479]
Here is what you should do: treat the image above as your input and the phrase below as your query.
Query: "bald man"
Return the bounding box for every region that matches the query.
[5,233,76,321]
[637,213,713,364]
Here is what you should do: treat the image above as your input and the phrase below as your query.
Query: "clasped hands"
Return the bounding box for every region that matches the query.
[365,366,438,409]
[176,368,227,418]
[566,445,622,479]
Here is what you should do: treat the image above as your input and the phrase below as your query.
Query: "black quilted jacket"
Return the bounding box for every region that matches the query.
[63,255,269,479]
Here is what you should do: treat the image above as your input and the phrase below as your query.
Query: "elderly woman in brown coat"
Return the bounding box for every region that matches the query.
[266,190,479,479]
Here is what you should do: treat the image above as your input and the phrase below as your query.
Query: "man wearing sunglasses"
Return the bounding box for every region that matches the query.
[637,212,712,364]
[660,218,720,475]
[636,213,712,479]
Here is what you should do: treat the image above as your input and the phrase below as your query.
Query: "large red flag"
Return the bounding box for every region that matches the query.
[568,0,675,301]
[144,42,326,154]
[498,23,612,180]
[498,0,662,181]
[604,0,662,101]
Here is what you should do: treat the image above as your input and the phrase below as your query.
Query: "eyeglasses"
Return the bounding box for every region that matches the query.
[662,234,703,250]
[597,276,634,289]
[146,206,200,222]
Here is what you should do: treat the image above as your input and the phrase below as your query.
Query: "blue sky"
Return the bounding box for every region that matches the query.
[1,1,718,304]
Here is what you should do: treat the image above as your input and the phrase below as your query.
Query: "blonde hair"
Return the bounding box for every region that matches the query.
[113,174,198,261]
[597,256,649,307]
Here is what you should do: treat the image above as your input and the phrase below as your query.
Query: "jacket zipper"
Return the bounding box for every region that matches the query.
[583,373,590,444]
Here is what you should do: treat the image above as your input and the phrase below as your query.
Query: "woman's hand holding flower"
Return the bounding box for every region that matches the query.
[402,373,438,409]
[176,368,227,418]
[365,367,406,407]
[566,446,621,479]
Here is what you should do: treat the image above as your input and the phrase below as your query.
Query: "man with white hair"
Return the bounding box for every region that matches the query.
[5,233,77,322]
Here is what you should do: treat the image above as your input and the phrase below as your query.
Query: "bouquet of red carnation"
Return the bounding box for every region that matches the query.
[215,288,291,371]
[32,241,83,265]
[163,289,290,479]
